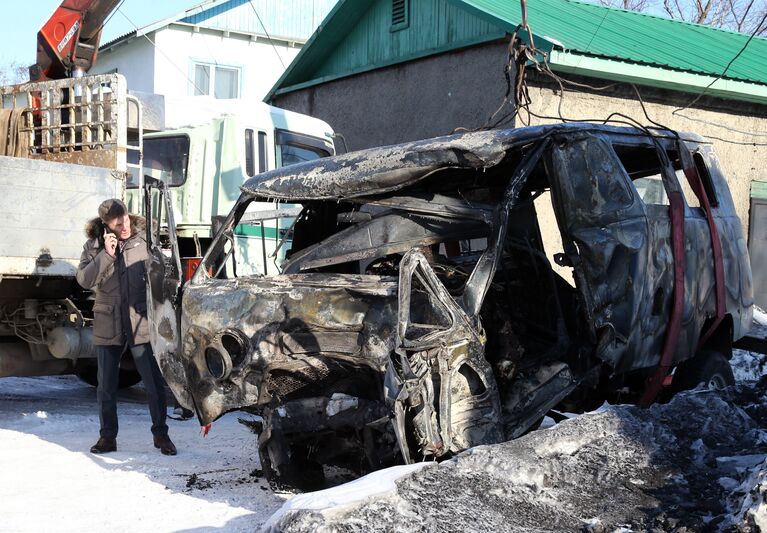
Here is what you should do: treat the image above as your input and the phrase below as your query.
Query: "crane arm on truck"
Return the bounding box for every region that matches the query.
[30,0,122,82]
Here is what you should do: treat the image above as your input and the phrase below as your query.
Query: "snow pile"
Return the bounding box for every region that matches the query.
[754,307,767,328]
[723,457,767,530]
[262,463,432,530]
[733,322,767,383]
[0,375,287,532]
[267,380,767,532]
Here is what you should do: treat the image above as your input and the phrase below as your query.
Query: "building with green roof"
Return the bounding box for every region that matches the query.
[267,0,767,105]
[265,0,767,309]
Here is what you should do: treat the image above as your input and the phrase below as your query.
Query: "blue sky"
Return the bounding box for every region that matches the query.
[1,0,197,67]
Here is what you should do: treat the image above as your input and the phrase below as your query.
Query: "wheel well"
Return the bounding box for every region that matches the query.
[698,314,733,359]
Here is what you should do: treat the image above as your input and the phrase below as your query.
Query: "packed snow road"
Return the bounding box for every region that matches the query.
[0,375,286,532]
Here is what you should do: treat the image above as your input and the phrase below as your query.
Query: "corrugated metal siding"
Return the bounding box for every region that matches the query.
[180,0,337,41]
[312,0,501,79]
[459,0,767,84]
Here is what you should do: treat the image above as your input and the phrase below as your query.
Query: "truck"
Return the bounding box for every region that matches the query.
[0,0,336,386]
[0,73,144,383]
[0,71,335,384]
[125,101,335,280]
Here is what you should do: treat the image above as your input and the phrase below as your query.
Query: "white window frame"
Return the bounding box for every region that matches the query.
[189,60,242,99]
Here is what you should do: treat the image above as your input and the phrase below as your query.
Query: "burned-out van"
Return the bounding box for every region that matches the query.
[145,123,753,489]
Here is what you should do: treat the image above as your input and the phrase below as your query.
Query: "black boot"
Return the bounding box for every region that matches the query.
[153,434,177,456]
[90,437,117,454]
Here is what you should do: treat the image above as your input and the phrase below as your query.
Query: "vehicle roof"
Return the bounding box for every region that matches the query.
[241,122,705,201]
[144,97,334,137]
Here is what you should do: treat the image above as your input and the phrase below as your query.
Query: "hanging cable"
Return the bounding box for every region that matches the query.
[672,12,767,115]
[96,0,126,36]
[248,0,287,69]
[117,8,207,95]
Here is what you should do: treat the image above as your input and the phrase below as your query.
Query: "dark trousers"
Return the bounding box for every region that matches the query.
[97,343,169,439]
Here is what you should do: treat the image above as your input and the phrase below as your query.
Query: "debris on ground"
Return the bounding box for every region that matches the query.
[266,376,767,532]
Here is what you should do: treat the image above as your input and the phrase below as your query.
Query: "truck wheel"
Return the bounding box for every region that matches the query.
[74,361,142,389]
[672,350,735,392]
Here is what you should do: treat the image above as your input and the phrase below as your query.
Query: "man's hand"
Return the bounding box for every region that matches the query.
[104,229,117,257]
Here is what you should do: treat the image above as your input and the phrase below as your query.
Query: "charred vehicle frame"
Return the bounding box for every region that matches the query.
[145,123,753,489]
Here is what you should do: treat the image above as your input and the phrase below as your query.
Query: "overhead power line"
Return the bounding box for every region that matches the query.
[248,0,287,69]
[673,12,767,115]
[116,8,206,95]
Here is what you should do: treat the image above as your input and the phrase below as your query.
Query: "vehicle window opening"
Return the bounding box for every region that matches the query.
[488,176,576,365]
[693,152,719,207]
[198,198,306,279]
[405,268,453,341]
[612,143,677,207]
[613,143,713,211]
[276,130,332,168]
[244,129,255,177]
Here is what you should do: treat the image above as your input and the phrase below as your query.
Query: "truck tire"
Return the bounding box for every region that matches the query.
[672,350,735,392]
[74,360,142,389]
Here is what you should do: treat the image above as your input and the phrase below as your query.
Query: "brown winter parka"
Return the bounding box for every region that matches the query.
[76,215,150,347]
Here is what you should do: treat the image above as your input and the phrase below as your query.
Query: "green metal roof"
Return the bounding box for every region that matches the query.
[266,0,767,102]
[457,0,767,84]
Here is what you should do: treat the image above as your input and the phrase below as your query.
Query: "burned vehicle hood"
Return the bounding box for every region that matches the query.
[177,274,397,425]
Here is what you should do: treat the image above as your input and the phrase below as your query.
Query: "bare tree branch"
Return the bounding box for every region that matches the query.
[0,62,28,86]
[607,0,767,36]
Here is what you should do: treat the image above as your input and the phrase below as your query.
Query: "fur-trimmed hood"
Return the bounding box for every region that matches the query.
[85,214,146,240]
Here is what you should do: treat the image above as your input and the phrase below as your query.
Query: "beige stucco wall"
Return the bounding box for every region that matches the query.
[523,75,767,235]
[515,75,767,285]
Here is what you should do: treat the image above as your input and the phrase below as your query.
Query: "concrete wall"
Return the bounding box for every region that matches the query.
[270,41,767,238]
[271,40,511,152]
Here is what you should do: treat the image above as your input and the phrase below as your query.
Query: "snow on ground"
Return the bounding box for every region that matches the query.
[2,323,765,533]
[0,375,287,533]
[266,326,767,532]
[733,323,767,383]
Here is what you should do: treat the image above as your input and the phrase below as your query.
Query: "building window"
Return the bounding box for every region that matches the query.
[192,62,241,99]
[391,0,409,31]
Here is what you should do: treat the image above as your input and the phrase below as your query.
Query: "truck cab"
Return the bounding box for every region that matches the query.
[126,103,334,277]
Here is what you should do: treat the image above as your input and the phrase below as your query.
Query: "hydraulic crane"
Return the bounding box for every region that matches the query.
[30,0,121,81]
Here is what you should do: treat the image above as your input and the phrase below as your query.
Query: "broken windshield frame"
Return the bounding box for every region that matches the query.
[192,139,548,312]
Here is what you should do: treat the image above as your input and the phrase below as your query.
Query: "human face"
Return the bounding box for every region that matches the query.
[106,213,131,240]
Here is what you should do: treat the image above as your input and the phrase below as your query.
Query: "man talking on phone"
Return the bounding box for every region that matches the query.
[76,198,177,456]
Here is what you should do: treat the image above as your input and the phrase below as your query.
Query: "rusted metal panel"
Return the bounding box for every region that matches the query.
[0,74,129,171]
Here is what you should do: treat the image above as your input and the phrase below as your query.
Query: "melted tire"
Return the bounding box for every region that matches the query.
[672,350,735,393]
[259,438,325,492]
